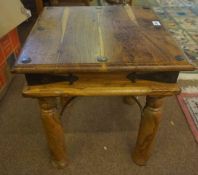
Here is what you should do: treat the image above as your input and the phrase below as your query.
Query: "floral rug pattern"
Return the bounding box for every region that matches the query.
[134,0,198,67]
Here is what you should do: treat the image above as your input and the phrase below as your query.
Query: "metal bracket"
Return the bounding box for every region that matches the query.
[127,72,137,83]
[25,73,79,85]
[127,71,179,83]
[64,74,79,85]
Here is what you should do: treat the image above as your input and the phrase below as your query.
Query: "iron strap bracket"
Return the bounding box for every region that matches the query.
[25,73,79,85]
[127,72,179,83]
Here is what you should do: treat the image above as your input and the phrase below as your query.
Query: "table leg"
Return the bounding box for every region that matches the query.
[35,0,43,15]
[129,0,133,5]
[50,0,59,5]
[84,0,90,5]
[38,97,68,168]
[132,96,163,165]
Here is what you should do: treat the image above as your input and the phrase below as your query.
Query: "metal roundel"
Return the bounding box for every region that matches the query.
[21,56,32,64]
[96,56,108,62]
[175,55,185,61]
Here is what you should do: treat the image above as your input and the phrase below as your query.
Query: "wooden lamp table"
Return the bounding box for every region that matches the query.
[12,6,194,168]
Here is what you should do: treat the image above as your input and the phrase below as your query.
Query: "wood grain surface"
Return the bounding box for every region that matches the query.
[13,6,194,73]
[39,97,68,168]
[22,73,180,97]
[35,0,44,14]
[132,96,164,165]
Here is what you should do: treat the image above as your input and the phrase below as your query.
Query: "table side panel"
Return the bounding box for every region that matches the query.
[22,73,181,97]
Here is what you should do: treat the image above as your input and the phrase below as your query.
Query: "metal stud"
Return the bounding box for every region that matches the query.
[21,56,32,64]
[96,56,108,62]
[175,55,185,61]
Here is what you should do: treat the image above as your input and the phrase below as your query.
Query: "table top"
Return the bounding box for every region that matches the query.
[13,6,194,74]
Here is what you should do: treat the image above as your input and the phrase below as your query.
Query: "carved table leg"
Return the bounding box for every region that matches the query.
[35,0,43,15]
[84,0,90,6]
[38,97,68,168]
[50,0,59,5]
[132,96,163,165]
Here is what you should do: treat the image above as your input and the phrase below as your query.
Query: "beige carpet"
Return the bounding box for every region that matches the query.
[0,75,198,175]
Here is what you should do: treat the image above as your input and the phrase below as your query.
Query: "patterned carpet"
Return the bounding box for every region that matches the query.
[133,0,198,68]
[142,0,198,142]
[135,0,198,142]
[177,93,198,142]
